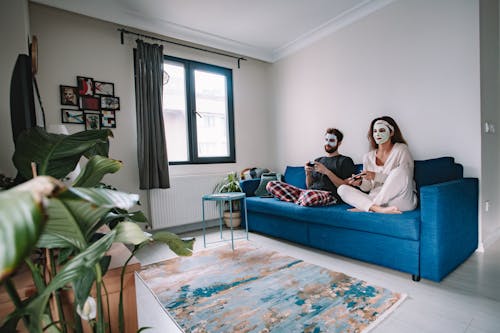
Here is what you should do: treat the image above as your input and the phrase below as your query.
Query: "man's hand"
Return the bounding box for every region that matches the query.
[313,161,330,175]
[304,162,315,173]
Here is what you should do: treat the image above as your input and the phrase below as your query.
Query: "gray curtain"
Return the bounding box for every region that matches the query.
[134,39,170,189]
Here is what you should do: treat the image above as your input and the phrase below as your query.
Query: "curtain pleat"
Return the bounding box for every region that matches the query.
[134,39,170,189]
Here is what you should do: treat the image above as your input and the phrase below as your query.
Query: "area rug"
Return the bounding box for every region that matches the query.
[137,242,406,333]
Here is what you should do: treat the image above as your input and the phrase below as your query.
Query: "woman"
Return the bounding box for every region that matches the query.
[337,116,418,214]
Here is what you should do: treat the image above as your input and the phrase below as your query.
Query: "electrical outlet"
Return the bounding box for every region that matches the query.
[484,122,496,134]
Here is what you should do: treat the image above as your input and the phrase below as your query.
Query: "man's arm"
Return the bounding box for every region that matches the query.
[305,163,314,188]
[314,161,349,187]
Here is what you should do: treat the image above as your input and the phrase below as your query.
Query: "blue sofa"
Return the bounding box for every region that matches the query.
[240,157,478,282]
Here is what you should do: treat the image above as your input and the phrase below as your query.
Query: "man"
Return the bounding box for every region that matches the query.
[266,128,356,206]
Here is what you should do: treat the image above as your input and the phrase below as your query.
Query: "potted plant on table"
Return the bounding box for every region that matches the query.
[213,172,243,228]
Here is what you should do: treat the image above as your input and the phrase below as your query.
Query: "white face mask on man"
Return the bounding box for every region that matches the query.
[372,120,393,145]
[324,133,337,147]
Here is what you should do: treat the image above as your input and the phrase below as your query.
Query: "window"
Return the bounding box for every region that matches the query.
[163,56,235,164]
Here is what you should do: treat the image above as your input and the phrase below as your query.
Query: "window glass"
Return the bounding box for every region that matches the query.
[194,70,229,157]
[163,62,188,162]
[162,56,235,164]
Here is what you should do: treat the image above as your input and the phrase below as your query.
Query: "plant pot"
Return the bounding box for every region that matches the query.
[223,210,241,228]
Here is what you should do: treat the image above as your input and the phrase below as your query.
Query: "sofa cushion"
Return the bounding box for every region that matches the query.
[246,197,421,241]
[284,166,306,189]
[254,173,282,196]
[414,157,463,190]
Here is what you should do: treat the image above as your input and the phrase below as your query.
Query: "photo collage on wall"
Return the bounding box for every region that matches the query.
[60,76,120,130]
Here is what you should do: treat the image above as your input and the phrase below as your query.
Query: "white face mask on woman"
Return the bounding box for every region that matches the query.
[372,120,393,145]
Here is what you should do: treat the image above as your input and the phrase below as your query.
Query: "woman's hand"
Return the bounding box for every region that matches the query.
[347,173,363,187]
[363,171,376,180]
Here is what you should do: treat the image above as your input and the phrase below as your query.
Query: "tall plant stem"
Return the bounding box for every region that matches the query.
[101,282,112,332]
[44,248,57,326]
[118,247,137,333]
[94,263,105,333]
[4,278,30,328]
[49,249,67,333]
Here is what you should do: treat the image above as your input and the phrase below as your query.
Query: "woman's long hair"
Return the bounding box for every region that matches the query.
[367,116,407,150]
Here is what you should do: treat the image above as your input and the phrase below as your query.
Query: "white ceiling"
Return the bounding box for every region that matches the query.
[31,0,395,62]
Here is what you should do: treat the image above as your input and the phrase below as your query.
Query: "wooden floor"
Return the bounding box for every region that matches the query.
[134,229,500,333]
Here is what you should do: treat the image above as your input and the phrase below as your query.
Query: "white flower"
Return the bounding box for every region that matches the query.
[77,296,97,321]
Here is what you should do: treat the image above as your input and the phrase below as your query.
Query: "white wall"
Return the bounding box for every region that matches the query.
[29,4,140,195]
[271,1,484,239]
[272,0,480,173]
[28,4,273,214]
[0,0,30,176]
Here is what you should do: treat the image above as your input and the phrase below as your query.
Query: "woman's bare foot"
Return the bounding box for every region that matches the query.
[370,205,402,214]
[348,208,364,212]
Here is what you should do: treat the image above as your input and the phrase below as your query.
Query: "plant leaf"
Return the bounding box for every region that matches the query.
[103,209,148,229]
[72,266,96,308]
[0,191,44,281]
[0,176,62,281]
[13,127,112,180]
[38,188,141,249]
[114,222,149,245]
[64,188,139,211]
[36,197,88,250]
[72,155,122,187]
[25,231,116,332]
[152,231,193,256]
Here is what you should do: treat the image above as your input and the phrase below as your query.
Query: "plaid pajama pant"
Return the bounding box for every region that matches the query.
[265,181,338,207]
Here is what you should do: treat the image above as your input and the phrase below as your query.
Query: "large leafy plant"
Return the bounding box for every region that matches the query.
[0,127,193,333]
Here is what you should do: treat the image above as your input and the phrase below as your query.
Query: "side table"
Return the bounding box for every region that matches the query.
[202,192,249,250]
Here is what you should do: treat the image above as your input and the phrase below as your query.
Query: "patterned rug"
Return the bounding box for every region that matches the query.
[137,242,406,333]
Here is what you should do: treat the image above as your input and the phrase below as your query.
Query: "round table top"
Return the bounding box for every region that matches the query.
[202,192,246,201]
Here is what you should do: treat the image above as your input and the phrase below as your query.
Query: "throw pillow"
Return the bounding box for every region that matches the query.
[284,166,306,189]
[254,172,282,197]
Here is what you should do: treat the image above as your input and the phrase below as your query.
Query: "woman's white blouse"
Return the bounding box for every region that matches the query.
[359,143,415,194]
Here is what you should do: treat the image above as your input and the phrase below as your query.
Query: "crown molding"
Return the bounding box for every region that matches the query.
[31,0,397,63]
[31,0,274,62]
[271,0,397,62]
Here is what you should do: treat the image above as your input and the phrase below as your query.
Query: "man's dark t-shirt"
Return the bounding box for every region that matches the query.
[309,155,356,201]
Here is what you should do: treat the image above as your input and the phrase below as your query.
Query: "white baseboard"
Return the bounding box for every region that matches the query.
[481,227,500,251]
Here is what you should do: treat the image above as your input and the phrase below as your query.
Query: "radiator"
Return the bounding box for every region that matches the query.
[150,173,225,229]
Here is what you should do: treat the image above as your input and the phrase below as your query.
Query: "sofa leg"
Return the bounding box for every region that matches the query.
[412,274,421,282]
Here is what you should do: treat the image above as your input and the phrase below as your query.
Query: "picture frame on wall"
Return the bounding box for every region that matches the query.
[101,110,116,128]
[77,76,94,96]
[94,81,114,96]
[79,95,100,111]
[60,85,78,106]
[101,96,120,110]
[84,111,101,130]
[61,109,84,124]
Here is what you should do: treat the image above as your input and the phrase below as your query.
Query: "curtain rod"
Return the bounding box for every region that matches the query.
[118,28,247,68]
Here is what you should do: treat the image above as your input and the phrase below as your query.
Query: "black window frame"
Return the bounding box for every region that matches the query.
[164,55,236,165]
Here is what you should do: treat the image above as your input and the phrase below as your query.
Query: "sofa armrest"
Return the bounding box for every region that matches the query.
[240,179,260,197]
[419,178,478,281]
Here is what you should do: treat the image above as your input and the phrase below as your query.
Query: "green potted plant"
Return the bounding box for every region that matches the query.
[0,127,193,332]
[213,172,243,228]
